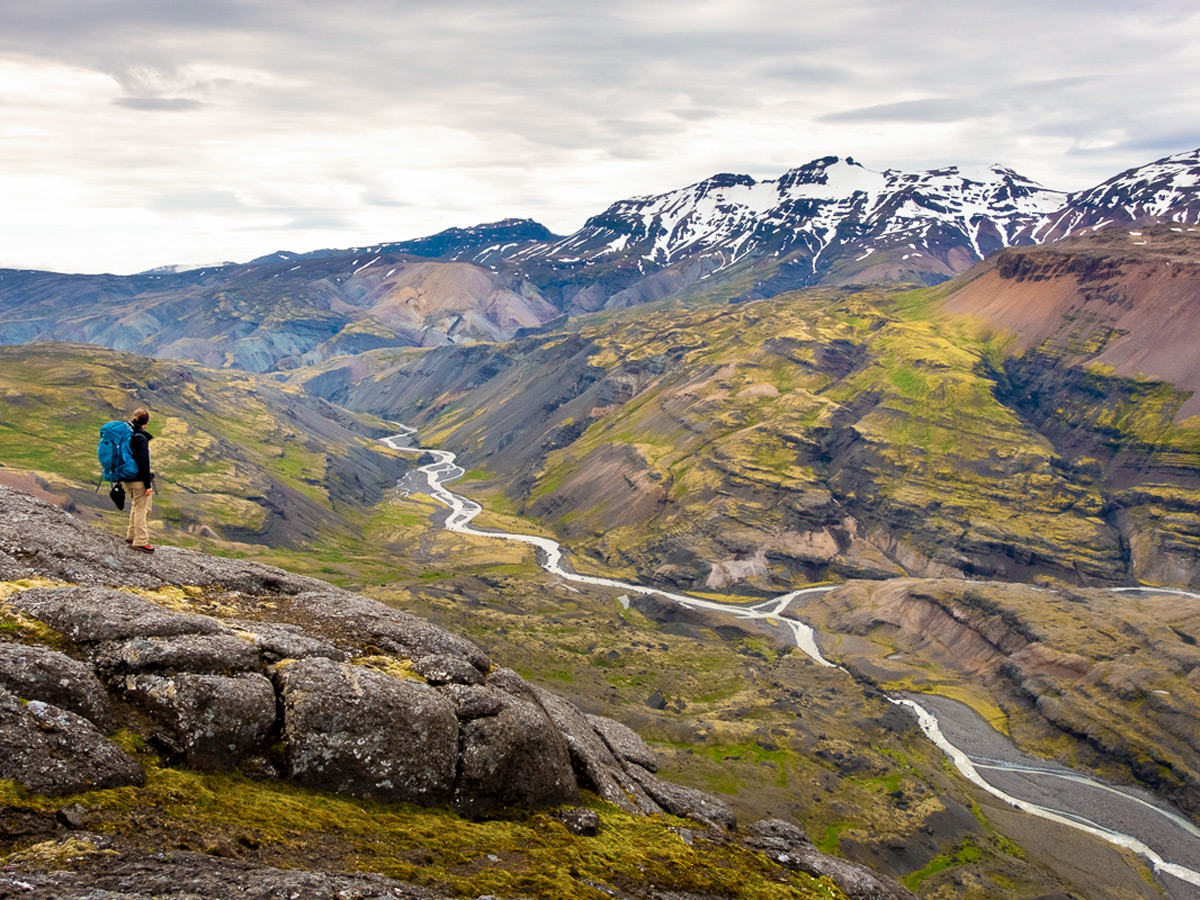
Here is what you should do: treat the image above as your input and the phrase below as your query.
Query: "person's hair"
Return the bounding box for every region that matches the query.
[130,407,150,427]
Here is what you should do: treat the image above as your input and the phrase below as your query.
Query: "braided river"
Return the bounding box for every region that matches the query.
[382,429,1200,896]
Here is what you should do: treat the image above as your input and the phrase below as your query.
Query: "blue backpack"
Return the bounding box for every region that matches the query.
[98,420,139,484]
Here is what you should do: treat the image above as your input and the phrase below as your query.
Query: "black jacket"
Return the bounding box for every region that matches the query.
[129,425,154,488]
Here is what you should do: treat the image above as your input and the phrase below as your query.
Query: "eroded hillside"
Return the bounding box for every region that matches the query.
[0,248,559,371]
[308,281,1200,590]
[938,225,1200,585]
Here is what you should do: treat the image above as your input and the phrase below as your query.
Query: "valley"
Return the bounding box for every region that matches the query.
[313,242,1200,594]
[0,146,1199,899]
[381,422,1200,898]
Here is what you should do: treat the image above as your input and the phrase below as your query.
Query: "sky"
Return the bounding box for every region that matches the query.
[2,1,1199,275]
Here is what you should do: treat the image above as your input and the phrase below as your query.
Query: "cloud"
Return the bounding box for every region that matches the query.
[1077,132,1200,159]
[282,213,356,231]
[669,107,720,122]
[113,97,204,111]
[1,0,1200,273]
[148,190,248,213]
[360,190,414,209]
[820,98,989,125]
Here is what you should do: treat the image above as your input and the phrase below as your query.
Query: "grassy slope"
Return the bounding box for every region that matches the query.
[0,343,404,554]
[0,321,1187,898]
[411,285,1133,589]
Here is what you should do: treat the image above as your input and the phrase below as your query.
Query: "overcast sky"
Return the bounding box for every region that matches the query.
[2,1,1199,274]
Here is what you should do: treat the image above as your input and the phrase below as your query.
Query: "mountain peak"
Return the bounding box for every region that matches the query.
[1033,146,1200,242]
[697,172,758,190]
[525,154,1065,279]
[777,155,873,192]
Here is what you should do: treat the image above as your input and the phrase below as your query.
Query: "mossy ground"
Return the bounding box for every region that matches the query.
[0,766,848,900]
[406,282,1183,592]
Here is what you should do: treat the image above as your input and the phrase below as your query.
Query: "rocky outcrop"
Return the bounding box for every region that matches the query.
[0,484,730,827]
[0,689,142,796]
[0,837,445,900]
[741,819,918,900]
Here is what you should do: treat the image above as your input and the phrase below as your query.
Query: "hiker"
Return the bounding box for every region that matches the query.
[124,407,156,552]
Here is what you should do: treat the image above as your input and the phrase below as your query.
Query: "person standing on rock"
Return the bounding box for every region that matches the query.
[124,407,156,553]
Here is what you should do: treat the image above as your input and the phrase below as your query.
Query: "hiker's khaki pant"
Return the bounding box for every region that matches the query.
[124,481,153,546]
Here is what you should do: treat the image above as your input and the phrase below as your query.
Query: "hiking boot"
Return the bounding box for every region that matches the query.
[131,544,154,553]
[125,538,134,544]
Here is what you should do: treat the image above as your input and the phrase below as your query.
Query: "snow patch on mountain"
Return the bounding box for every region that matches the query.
[515,156,1070,282]
[1033,148,1200,242]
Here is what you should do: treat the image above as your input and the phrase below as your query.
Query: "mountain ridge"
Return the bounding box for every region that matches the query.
[510,155,1065,283]
[0,147,1198,371]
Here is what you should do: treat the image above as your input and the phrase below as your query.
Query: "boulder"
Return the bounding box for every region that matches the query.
[0,643,112,730]
[587,713,659,772]
[274,657,458,806]
[120,673,276,769]
[454,692,579,817]
[11,587,224,643]
[740,818,919,900]
[92,632,261,678]
[286,591,490,672]
[0,687,142,795]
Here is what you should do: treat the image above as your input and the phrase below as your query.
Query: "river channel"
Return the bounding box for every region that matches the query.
[382,429,1200,896]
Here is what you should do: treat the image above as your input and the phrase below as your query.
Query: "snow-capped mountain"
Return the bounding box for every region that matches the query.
[1031,147,1200,242]
[2,146,1199,368]
[471,148,1199,295]
[532,157,1059,263]
[488,156,1067,288]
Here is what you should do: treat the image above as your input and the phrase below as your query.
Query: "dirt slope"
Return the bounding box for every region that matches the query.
[940,225,1200,418]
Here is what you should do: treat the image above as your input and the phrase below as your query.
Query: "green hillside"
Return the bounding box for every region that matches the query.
[0,307,1195,899]
[0,342,407,565]
[326,283,1200,592]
